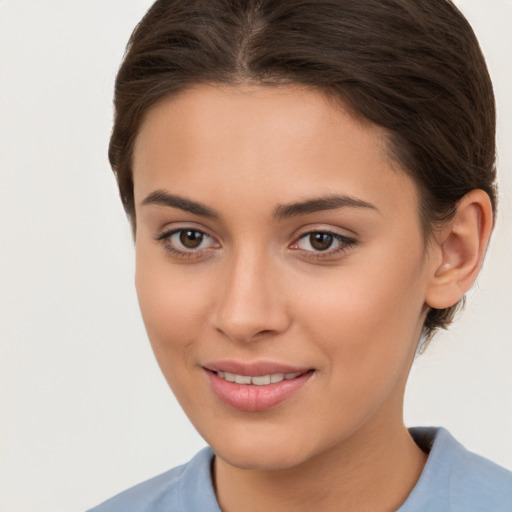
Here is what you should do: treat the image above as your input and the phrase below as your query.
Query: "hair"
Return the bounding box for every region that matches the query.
[109,0,497,343]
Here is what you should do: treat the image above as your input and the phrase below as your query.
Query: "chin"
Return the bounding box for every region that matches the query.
[215,444,309,471]
[203,424,319,471]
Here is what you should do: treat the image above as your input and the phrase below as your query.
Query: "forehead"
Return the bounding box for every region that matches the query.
[132,84,419,222]
[134,84,387,164]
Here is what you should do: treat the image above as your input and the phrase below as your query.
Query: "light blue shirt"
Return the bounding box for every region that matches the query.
[87,427,512,511]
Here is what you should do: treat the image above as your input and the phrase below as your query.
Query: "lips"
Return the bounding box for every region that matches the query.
[204,360,310,377]
[204,361,314,412]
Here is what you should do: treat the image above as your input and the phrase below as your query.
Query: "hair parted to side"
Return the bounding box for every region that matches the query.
[109,0,497,343]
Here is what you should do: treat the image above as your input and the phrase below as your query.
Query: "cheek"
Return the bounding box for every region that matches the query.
[294,250,427,390]
[134,249,211,383]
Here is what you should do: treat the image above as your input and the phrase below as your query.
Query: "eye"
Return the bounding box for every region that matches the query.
[300,232,336,251]
[155,228,219,258]
[292,230,356,257]
[174,229,209,249]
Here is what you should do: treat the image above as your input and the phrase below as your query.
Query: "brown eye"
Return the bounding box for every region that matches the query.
[156,228,219,258]
[179,230,204,249]
[294,230,355,256]
[309,233,334,251]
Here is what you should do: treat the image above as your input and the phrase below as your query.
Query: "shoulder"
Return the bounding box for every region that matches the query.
[86,447,220,512]
[438,429,512,502]
[401,427,512,512]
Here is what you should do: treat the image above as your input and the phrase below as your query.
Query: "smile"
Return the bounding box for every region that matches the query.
[215,371,303,385]
[206,366,314,412]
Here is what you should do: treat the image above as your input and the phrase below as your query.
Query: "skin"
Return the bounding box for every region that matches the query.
[131,85,492,512]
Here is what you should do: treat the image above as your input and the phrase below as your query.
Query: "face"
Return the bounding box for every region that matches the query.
[132,85,434,470]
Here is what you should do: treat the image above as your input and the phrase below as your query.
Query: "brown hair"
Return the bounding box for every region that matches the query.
[109,0,497,342]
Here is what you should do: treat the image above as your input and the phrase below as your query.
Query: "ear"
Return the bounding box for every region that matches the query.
[425,189,494,310]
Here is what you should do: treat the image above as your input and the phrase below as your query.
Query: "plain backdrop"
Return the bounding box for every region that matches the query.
[0,1,511,511]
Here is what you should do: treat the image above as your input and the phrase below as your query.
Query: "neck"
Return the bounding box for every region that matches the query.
[214,418,427,512]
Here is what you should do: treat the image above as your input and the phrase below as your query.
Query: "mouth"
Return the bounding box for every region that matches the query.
[203,362,314,412]
[213,370,304,385]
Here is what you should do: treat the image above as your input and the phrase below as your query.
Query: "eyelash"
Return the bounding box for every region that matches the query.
[292,230,356,260]
[155,228,357,261]
[155,228,218,260]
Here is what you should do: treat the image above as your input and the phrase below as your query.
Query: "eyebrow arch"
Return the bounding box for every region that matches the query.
[273,194,378,220]
[141,190,220,219]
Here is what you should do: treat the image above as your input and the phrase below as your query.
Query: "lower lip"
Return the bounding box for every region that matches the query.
[206,370,313,412]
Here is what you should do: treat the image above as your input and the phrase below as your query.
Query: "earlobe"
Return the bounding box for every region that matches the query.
[425,189,493,310]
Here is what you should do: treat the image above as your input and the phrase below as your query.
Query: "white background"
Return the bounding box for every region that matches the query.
[0,1,511,511]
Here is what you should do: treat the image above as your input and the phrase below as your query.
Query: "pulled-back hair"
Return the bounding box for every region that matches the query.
[109,0,497,341]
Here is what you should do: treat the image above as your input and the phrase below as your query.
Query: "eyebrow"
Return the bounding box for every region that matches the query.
[273,194,378,220]
[141,190,220,219]
[141,190,378,221]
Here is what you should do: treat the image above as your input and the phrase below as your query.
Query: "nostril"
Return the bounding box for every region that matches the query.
[255,329,273,337]
[214,324,283,343]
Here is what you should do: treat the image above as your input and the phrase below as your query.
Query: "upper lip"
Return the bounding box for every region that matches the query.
[203,360,312,377]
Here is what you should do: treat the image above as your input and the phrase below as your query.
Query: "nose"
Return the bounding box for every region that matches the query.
[212,250,291,343]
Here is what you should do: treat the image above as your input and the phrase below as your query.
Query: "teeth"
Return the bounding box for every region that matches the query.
[234,374,252,385]
[252,375,271,386]
[224,372,236,382]
[270,373,284,383]
[216,371,303,385]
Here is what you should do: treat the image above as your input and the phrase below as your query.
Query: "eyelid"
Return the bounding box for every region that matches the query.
[155,225,221,259]
[155,221,219,242]
[290,225,357,245]
[289,227,357,258]
[292,230,354,248]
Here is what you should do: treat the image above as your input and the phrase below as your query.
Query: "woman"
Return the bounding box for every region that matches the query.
[88,0,512,510]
